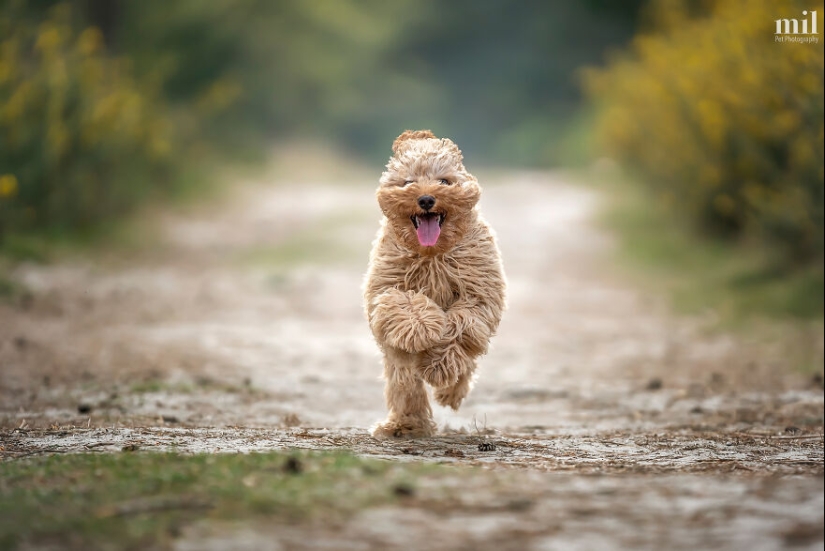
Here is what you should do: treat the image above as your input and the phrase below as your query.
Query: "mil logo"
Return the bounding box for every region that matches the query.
[775,10,819,43]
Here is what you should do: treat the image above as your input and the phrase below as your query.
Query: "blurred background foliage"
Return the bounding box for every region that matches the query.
[586,0,824,265]
[0,1,175,234]
[0,0,643,236]
[0,0,822,317]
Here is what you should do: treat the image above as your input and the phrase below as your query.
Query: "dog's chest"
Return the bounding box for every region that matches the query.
[403,256,459,309]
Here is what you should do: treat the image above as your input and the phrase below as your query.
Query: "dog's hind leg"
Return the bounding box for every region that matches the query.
[372,348,437,439]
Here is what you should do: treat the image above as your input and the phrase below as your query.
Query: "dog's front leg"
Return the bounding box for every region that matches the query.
[422,300,500,410]
[368,289,446,353]
[442,300,496,356]
[372,347,437,438]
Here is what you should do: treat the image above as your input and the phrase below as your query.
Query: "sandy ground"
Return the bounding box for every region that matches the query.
[1,149,823,549]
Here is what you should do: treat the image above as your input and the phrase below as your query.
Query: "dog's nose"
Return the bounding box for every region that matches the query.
[417,195,435,211]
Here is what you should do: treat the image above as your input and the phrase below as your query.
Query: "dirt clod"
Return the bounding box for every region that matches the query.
[646,378,663,391]
[393,483,415,497]
[506,498,534,512]
[780,522,824,547]
[283,457,303,474]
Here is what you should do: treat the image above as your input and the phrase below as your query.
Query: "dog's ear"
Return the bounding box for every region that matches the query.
[392,129,437,154]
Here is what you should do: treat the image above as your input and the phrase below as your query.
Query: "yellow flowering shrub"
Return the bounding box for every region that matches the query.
[0,3,175,233]
[586,0,824,261]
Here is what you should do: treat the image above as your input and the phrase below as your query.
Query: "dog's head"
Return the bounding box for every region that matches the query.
[376,130,481,254]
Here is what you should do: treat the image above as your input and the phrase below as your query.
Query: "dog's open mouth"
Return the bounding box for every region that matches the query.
[410,213,445,247]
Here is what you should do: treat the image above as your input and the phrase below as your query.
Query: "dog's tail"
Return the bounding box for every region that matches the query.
[392,129,437,154]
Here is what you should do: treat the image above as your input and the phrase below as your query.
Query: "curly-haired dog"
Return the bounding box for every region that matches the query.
[364,130,506,438]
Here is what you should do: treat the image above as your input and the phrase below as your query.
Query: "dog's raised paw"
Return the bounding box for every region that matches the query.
[434,381,470,410]
[420,362,460,388]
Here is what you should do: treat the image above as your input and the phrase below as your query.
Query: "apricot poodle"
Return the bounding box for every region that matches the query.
[363,130,506,438]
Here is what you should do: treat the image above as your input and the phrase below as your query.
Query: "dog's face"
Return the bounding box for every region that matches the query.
[376,130,481,255]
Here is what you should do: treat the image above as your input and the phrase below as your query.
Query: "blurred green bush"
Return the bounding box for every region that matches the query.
[0,0,422,239]
[0,3,177,235]
[0,0,650,240]
[586,0,824,264]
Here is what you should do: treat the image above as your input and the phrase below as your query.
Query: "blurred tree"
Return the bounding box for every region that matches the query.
[2,0,647,236]
[586,0,824,263]
[0,1,174,233]
[105,0,644,162]
[382,0,645,163]
[5,0,646,162]
[82,0,119,45]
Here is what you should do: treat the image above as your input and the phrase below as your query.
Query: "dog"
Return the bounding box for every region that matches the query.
[363,130,506,438]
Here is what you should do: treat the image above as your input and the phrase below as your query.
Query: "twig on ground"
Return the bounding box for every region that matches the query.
[84,442,118,449]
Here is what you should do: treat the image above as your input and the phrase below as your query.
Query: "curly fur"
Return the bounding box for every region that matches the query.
[364,130,506,438]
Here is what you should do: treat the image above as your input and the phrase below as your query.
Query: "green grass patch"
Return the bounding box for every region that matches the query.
[129,376,254,395]
[237,211,372,270]
[0,275,20,298]
[0,451,436,550]
[0,153,259,265]
[0,258,30,303]
[129,380,175,394]
[239,236,347,268]
[0,218,163,264]
[599,179,824,324]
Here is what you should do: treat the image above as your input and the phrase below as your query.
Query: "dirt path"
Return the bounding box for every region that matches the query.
[1,149,823,549]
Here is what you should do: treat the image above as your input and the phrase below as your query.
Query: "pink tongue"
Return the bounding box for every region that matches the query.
[416,216,441,246]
